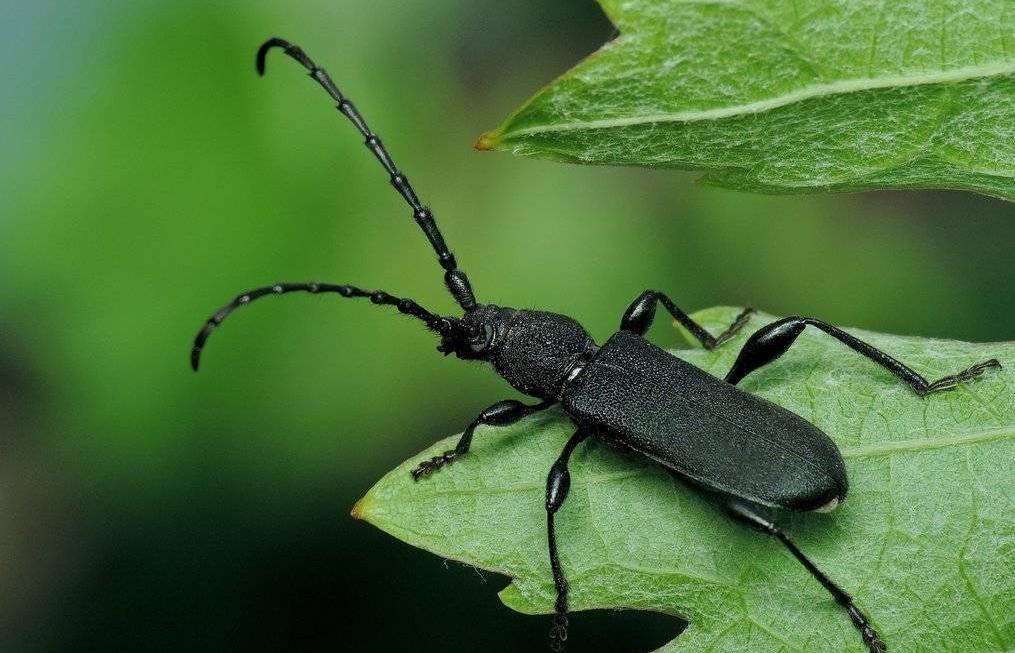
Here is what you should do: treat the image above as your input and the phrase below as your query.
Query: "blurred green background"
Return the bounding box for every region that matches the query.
[1,1,1011,651]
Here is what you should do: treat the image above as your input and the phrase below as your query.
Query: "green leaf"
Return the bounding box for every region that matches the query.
[354,308,1014,653]
[477,1,1015,200]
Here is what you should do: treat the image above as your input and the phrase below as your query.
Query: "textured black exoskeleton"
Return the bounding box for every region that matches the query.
[192,38,1003,653]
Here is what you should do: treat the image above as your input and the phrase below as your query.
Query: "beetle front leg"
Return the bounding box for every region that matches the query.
[725,316,1002,395]
[411,399,555,480]
[545,428,591,652]
[620,290,753,349]
[725,502,886,653]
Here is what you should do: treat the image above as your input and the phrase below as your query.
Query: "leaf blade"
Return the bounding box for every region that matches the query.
[356,308,1015,653]
[479,0,1015,199]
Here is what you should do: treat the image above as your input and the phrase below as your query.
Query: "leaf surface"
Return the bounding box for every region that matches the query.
[355,308,1014,652]
[478,0,1015,200]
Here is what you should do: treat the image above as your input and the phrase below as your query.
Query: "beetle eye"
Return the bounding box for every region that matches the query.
[468,324,493,353]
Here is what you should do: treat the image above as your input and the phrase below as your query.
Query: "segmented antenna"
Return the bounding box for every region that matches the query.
[190,282,450,371]
[256,38,477,312]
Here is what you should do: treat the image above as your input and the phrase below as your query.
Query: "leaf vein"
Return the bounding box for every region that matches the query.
[841,427,1012,458]
[504,63,1015,137]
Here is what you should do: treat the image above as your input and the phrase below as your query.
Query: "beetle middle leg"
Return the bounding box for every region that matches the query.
[725,316,1002,395]
[620,290,753,349]
[544,427,591,651]
[411,399,555,480]
[725,502,886,653]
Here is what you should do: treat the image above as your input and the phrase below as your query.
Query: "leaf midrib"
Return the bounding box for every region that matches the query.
[841,426,1012,457]
[502,61,1015,138]
[370,425,1012,505]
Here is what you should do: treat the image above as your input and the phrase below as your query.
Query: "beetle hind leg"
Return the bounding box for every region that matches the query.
[725,315,1001,396]
[726,502,887,653]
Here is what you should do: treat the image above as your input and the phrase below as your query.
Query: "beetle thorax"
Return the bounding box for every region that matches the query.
[486,308,596,399]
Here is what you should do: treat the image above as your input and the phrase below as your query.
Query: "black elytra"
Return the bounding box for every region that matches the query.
[191,38,1004,653]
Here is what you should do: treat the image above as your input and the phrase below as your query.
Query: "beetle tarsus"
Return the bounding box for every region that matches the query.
[846,604,887,652]
[921,358,1002,395]
[709,306,755,349]
[548,612,568,651]
[410,450,458,481]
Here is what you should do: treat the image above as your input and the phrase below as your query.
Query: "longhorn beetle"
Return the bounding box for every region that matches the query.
[192,38,1003,653]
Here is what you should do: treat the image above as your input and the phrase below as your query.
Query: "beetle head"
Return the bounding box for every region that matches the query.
[437,304,513,361]
[438,305,595,399]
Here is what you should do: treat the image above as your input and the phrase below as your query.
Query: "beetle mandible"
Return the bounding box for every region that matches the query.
[191,38,1003,653]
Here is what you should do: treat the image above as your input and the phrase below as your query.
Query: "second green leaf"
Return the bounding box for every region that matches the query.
[479,0,1015,200]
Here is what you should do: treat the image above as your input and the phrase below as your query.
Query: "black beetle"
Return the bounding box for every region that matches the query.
[192,38,1003,653]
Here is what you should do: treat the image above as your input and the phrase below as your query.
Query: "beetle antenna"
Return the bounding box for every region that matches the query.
[190,282,452,371]
[256,37,478,313]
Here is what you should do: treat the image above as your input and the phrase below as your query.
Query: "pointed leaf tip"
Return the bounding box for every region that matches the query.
[474,131,499,151]
[350,495,370,521]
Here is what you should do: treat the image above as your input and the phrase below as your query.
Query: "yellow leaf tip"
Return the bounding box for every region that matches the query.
[350,495,371,520]
[474,130,499,151]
